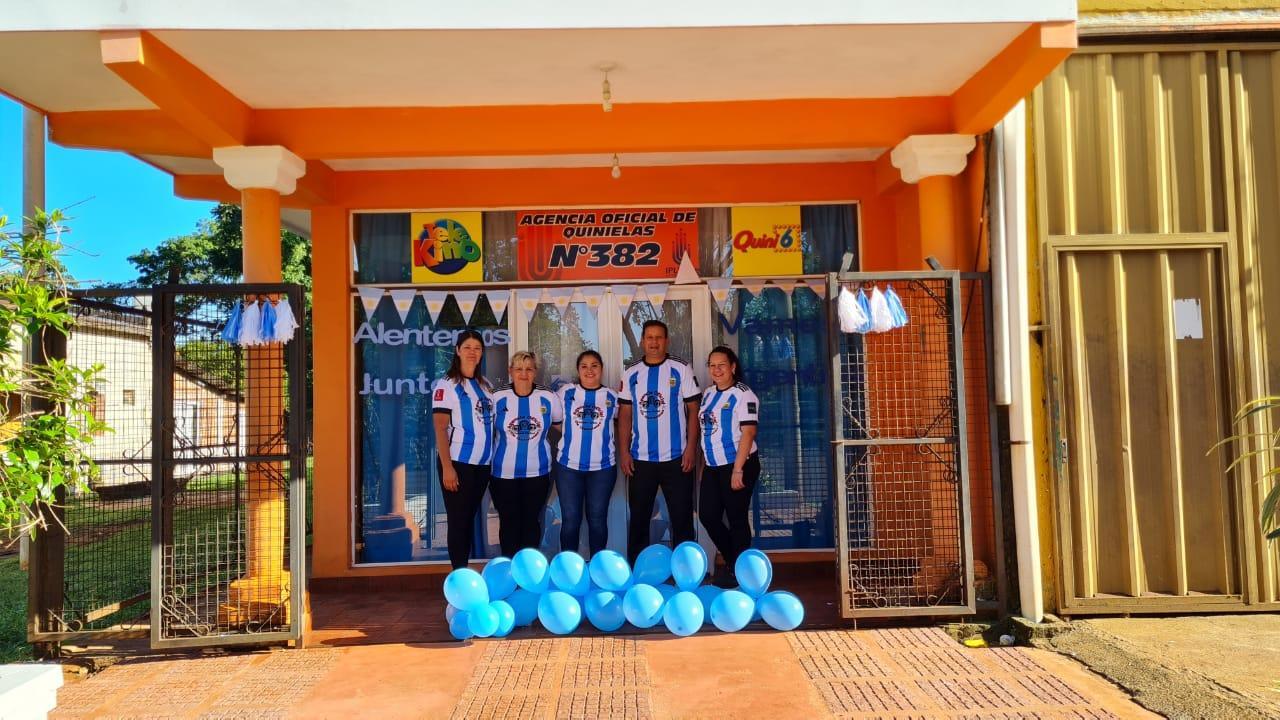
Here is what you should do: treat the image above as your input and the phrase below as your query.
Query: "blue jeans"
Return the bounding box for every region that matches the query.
[556,464,617,556]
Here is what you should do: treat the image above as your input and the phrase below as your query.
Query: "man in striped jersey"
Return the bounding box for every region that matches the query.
[618,320,701,564]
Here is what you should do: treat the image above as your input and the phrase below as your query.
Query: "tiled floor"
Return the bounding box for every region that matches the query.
[50,627,1156,719]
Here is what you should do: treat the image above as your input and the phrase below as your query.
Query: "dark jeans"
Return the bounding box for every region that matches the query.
[556,464,617,556]
[489,474,551,558]
[699,453,760,572]
[627,458,695,564]
[437,458,491,570]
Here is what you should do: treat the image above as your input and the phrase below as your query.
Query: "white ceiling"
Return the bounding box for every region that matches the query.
[0,24,1027,113]
[157,25,1025,107]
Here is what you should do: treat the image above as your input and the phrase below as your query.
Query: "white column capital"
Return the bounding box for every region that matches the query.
[212,145,306,195]
[889,134,976,184]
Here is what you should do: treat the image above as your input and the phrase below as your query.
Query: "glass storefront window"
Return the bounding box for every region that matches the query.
[712,287,835,549]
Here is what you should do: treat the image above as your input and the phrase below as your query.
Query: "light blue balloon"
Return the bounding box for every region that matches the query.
[655,583,678,607]
[757,591,805,631]
[634,544,672,586]
[693,585,723,625]
[662,591,705,637]
[583,590,626,632]
[491,600,516,638]
[445,603,460,624]
[449,610,474,640]
[709,590,755,633]
[512,548,550,593]
[482,557,517,600]
[622,584,664,629]
[734,549,772,598]
[444,568,490,611]
[537,591,583,635]
[588,550,632,592]
[507,588,540,627]
[468,603,500,637]
[549,551,592,595]
[670,542,708,591]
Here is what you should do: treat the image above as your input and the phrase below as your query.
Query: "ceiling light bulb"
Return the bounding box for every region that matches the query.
[602,76,613,112]
[611,154,621,179]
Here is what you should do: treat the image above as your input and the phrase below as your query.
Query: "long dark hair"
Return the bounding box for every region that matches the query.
[708,345,741,385]
[575,349,605,386]
[446,329,490,387]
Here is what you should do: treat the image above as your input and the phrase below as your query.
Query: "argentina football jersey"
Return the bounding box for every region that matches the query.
[619,355,701,462]
[430,377,495,465]
[491,385,564,478]
[700,382,760,467]
[557,384,619,471]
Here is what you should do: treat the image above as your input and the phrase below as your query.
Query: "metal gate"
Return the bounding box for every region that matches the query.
[28,284,306,651]
[828,271,975,618]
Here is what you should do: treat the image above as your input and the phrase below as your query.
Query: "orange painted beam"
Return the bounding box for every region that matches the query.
[251,98,952,159]
[951,21,1076,135]
[48,110,209,157]
[178,162,877,209]
[100,30,250,148]
[293,160,338,206]
[332,162,877,209]
[174,161,336,208]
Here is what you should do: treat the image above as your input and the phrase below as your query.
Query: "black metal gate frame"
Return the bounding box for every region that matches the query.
[151,283,306,649]
[27,284,306,651]
[827,270,977,619]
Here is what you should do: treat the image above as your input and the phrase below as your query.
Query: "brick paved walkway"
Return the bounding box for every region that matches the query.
[50,627,1155,719]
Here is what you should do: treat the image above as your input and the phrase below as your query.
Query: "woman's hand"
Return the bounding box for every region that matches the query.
[441,463,460,492]
[731,468,745,491]
[619,448,634,477]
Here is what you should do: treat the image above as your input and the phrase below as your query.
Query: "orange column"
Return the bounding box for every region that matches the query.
[310,206,352,579]
[917,175,958,269]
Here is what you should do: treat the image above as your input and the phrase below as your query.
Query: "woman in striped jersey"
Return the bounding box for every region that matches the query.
[554,350,619,557]
[490,351,563,557]
[698,345,761,588]
[431,330,495,569]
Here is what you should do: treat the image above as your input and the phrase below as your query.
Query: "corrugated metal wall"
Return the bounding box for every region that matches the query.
[1035,45,1280,613]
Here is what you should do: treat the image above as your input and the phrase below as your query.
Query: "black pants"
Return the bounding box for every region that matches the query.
[698,453,760,572]
[438,459,491,569]
[489,474,551,558]
[627,458,695,564]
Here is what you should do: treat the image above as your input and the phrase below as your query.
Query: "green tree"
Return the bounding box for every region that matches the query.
[0,210,107,536]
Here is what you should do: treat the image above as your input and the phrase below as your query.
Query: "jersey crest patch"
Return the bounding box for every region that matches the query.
[475,397,494,421]
[507,415,543,440]
[638,391,667,419]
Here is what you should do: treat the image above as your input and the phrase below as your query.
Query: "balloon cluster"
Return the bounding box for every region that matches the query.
[442,542,805,640]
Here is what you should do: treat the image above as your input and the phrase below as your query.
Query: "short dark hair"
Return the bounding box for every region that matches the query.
[641,319,669,338]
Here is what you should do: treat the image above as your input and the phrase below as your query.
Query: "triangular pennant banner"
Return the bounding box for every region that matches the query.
[739,279,768,297]
[357,287,385,318]
[547,287,574,313]
[673,252,700,285]
[578,286,606,318]
[641,283,669,308]
[486,292,510,323]
[800,277,827,297]
[453,290,480,325]
[771,279,798,296]
[420,291,447,325]
[611,284,637,316]
[706,278,734,315]
[516,288,543,322]
[388,289,417,324]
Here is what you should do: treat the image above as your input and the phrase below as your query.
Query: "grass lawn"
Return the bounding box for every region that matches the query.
[0,554,31,663]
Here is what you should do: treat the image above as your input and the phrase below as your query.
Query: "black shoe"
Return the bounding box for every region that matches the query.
[712,567,737,589]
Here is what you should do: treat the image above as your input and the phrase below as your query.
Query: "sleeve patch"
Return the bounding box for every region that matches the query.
[434,388,445,402]
[747,401,757,414]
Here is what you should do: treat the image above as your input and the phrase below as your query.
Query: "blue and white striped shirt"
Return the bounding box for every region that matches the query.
[699,382,760,467]
[557,384,619,472]
[619,355,700,463]
[431,377,495,466]
[491,385,563,479]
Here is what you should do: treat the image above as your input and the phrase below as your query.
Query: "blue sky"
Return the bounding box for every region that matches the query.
[0,96,215,284]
